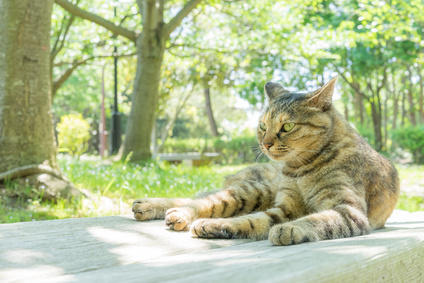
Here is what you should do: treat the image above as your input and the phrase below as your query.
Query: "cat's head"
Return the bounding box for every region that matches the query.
[257,77,337,163]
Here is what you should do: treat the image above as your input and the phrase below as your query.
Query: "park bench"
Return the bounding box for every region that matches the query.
[1,209,423,282]
[157,152,220,166]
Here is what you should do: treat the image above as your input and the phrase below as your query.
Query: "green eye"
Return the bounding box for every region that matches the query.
[259,122,267,131]
[281,122,295,132]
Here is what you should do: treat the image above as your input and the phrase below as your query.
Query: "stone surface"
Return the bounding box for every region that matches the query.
[0,210,423,283]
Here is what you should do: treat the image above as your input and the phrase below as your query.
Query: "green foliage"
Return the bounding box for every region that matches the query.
[392,125,424,164]
[355,124,375,146]
[397,194,424,212]
[57,114,91,156]
[2,158,424,223]
[160,134,261,164]
[213,135,261,164]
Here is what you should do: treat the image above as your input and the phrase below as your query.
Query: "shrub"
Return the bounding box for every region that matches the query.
[160,134,262,164]
[213,135,259,164]
[392,125,424,164]
[355,123,375,146]
[57,114,91,156]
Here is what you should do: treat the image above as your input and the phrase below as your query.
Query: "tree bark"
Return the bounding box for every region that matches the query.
[401,77,407,127]
[383,92,388,150]
[406,67,416,126]
[203,85,219,137]
[0,0,79,199]
[0,0,56,172]
[55,0,202,161]
[122,47,164,160]
[370,101,383,152]
[121,0,201,161]
[416,66,424,123]
[391,69,399,130]
[121,0,165,161]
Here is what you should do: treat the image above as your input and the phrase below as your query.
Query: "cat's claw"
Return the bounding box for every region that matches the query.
[191,218,235,239]
[269,223,315,246]
[165,208,192,231]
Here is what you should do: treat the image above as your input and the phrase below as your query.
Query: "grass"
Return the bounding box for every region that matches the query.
[0,155,246,224]
[1,156,423,224]
[397,194,424,212]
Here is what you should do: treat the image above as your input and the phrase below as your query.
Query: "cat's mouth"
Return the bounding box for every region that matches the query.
[260,143,289,161]
[265,151,287,161]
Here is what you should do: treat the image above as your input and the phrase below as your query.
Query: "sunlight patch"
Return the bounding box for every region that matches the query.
[0,265,73,282]
[3,249,47,264]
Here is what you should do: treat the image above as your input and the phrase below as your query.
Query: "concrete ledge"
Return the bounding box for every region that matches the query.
[0,210,423,282]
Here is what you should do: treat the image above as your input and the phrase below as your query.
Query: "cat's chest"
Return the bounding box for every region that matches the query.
[282,175,320,198]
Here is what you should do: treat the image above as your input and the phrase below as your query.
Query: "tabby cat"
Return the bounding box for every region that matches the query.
[132,77,399,245]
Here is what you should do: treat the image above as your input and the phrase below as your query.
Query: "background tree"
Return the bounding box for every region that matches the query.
[56,0,203,161]
[0,0,78,198]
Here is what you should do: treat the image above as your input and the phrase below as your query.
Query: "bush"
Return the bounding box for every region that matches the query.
[160,134,262,164]
[355,123,375,147]
[213,135,259,164]
[392,125,424,164]
[57,114,91,156]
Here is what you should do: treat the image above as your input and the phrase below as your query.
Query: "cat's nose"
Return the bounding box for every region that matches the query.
[263,142,273,150]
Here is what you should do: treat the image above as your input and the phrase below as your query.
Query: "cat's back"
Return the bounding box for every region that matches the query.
[333,113,400,229]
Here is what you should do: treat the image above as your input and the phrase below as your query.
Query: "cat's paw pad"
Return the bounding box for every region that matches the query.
[132,198,166,221]
[269,223,311,246]
[165,208,192,231]
[191,219,235,239]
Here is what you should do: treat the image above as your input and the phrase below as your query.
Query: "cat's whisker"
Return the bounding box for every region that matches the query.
[255,151,265,162]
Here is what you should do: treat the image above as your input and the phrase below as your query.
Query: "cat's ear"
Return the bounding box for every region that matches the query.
[307,76,337,111]
[264,82,289,101]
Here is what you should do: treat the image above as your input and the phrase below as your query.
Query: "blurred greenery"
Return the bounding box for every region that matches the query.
[57,114,91,156]
[1,157,423,223]
[0,156,245,223]
[392,125,424,164]
[2,0,424,222]
[160,134,262,164]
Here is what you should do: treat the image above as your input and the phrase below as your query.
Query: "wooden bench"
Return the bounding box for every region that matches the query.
[1,210,423,282]
[157,152,219,166]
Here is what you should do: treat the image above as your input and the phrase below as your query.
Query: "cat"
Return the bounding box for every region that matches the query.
[132,77,399,246]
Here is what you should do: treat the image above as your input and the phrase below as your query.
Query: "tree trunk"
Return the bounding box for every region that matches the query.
[353,92,364,125]
[401,77,406,127]
[383,92,388,150]
[417,66,424,123]
[203,85,219,137]
[370,102,383,152]
[406,67,416,126]
[54,0,202,162]
[122,44,164,161]
[0,0,56,172]
[391,70,399,130]
[343,100,349,121]
[0,0,78,199]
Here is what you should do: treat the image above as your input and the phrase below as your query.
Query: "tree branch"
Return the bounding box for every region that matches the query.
[53,52,136,96]
[163,0,202,39]
[167,43,233,54]
[51,15,76,62]
[0,164,65,182]
[332,64,370,100]
[54,0,137,42]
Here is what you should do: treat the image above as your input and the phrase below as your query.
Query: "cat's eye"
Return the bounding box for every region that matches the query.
[281,122,295,132]
[259,122,267,131]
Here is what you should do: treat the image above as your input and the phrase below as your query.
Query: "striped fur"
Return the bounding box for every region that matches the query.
[133,77,399,245]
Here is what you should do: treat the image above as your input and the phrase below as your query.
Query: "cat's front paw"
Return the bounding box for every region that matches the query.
[269,223,316,246]
[190,218,236,239]
[165,207,193,231]
[132,198,167,221]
